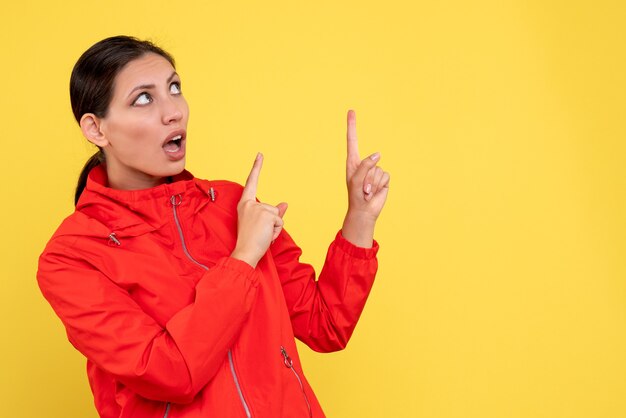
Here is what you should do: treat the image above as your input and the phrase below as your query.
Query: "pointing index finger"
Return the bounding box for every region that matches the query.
[347,109,360,163]
[242,152,263,200]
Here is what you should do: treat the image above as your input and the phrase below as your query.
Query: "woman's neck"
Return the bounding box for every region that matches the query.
[105,165,168,190]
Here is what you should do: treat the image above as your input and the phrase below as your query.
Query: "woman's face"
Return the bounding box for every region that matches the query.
[97,53,189,190]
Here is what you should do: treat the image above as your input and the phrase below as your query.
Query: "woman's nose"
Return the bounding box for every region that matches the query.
[162,97,184,124]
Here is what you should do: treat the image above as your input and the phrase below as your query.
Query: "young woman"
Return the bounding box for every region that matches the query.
[37,35,389,418]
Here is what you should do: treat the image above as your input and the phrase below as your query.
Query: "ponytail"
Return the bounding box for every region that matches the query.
[75,149,105,206]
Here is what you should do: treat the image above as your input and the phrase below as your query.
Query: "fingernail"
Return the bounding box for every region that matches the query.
[256,152,262,161]
[365,184,372,194]
[370,152,380,161]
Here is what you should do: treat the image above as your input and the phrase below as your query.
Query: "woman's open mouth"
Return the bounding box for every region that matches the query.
[163,134,183,152]
[162,132,186,160]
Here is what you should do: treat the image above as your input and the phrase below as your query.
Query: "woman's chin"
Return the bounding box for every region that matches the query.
[162,159,186,177]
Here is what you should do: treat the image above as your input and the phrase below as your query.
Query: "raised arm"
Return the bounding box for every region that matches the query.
[271,110,389,351]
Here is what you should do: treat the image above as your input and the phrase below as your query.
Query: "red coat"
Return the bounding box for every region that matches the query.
[37,165,379,418]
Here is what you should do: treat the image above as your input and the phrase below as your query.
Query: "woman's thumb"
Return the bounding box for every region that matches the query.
[276,202,288,218]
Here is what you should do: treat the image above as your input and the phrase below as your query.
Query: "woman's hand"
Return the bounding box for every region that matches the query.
[231,153,288,268]
[341,110,390,247]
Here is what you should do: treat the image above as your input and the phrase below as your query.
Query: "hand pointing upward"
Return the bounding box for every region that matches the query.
[342,110,390,247]
[231,153,288,268]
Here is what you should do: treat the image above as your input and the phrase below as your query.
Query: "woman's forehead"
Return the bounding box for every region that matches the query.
[114,54,176,94]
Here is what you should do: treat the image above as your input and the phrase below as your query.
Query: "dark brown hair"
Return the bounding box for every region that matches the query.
[70,35,176,205]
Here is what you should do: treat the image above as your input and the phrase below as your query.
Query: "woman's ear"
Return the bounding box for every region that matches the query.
[80,113,109,148]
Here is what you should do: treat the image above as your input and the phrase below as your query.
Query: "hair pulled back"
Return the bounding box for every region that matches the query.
[70,35,175,205]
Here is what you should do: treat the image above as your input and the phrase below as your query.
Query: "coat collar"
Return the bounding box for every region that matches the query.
[74,165,210,236]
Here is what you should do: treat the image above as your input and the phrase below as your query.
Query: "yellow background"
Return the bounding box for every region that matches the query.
[1,1,625,417]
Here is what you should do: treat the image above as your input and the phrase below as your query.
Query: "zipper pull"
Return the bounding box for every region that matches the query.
[108,233,121,246]
[208,187,216,202]
[280,346,293,368]
[170,194,182,206]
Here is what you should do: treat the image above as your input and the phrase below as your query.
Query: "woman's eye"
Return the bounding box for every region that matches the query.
[170,82,181,94]
[134,92,152,106]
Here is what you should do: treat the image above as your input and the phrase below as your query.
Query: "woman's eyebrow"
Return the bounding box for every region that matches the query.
[126,71,179,99]
[167,72,179,83]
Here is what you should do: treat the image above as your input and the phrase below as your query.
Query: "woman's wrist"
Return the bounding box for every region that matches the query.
[230,248,258,268]
[341,209,376,248]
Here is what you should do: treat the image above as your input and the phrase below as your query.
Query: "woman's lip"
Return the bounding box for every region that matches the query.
[163,138,186,161]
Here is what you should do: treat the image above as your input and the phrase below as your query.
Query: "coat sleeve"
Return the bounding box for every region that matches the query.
[37,237,259,404]
[270,229,379,352]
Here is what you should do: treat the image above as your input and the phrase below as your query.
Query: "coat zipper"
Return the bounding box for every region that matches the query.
[229,350,252,418]
[170,194,207,269]
[280,346,312,417]
[169,194,252,418]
